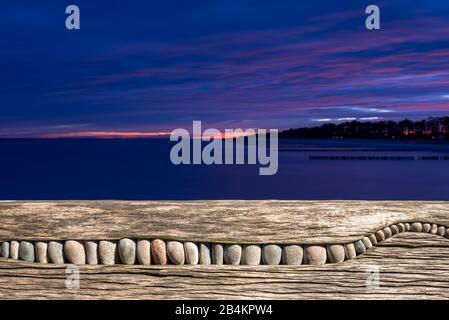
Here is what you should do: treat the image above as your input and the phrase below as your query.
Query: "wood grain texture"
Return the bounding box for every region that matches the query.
[0,233,448,300]
[0,200,448,243]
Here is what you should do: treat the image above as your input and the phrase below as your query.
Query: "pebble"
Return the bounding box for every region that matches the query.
[390,225,399,235]
[304,245,327,265]
[405,223,411,231]
[446,228,449,239]
[10,241,19,260]
[430,224,438,235]
[437,226,446,237]
[137,240,151,265]
[383,227,392,239]
[375,230,385,242]
[1,242,10,258]
[85,241,99,265]
[397,223,406,233]
[282,245,303,265]
[35,241,48,263]
[212,244,224,265]
[326,245,345,263]
[361,237,373,249]
[99,241,118,265]
[19,241,35,262]
[199,243,211,265]
[262,245,282,265]
[410,222,423,232]
[151,239,167,265]
[369,234,378,245]
[119,238,136,265]
[354,240,366,255]
[167,241,185,265]
[224,244,242,265]
[64,240,86,265]
[422,223,431,233]
[184,242,199,265]
[242,245,261,265]
[344,243,356,260]
[48,241,65,264]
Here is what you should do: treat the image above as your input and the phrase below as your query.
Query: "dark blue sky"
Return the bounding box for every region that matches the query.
[1,1,449,137]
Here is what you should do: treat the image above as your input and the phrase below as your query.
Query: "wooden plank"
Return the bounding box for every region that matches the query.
[0,200,448,243]
[0,233,448,300]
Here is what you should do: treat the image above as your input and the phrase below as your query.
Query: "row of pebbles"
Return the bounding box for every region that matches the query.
[0,222,448,266]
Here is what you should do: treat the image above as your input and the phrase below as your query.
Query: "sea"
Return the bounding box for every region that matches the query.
[0,138,448,200]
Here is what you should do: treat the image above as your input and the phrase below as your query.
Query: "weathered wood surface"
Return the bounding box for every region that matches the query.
[0,233,448,300]
[0,200,448,243]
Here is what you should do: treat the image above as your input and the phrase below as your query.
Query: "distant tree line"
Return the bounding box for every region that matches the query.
[280,117,449,140]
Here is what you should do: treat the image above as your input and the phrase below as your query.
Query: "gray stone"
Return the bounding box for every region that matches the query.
[10,241,19,260]
[167,241,185,265]
[151,239,167,265]
[35,241,48,263]
[390,225,399,235]
[383,227,392,239]
[262,244,282,265]
[410,222,423,232]
[344,243,356,260]
[1,242,10,258]
[304,245,327,265]
[405,223,411,231]
[422,223,431,233]
[19,241,35,262]
[242,245,261,265]
[48,241,65,264]
[184,242,199,265]
[430,224,438,235]
[118,238,136,265]
[361,237,373,249]
[282,245,303,265]
[199,243,211,265]
[212,244,224,265]
[446,228,449,239]
[64,240,86,265]
[397,223,406,233]
[99,240,118,265]
[327,245,345,263]
[354,240,366,255]
[85,240,98,265]
[137,240,151,265]
[224,244,242,265]
[375,230,385,242]
[437,226,446,237]
[368,234,378,245]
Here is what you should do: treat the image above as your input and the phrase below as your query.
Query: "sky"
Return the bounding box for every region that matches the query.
[1,0,449,137]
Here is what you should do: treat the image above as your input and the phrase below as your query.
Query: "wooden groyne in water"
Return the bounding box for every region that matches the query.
[0,200,448,299]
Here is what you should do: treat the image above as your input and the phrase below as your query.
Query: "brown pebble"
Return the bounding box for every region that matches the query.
[397,223,406,233]
[167,241,185,265]
[369,234,378,245]
[137,240,151,265]
[151,239,167,265]
[35,241,49,263]
[64,240,86,265]
[405,223,411,231]
[375,230,385,242]
[422,223,431,233]
[212,244,224,265]
[410,222,423,232]
[304,245,327,265]
[98,240,118,265]
[85,240,99,265]
[446,228,449,239]
[282,245,303,265]
[327,245,345,263]
[242,245,261,265]
[344,243,356,260]
[430,224,438,235]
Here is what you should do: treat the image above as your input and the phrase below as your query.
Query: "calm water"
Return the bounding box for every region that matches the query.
[0,139,448,200]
